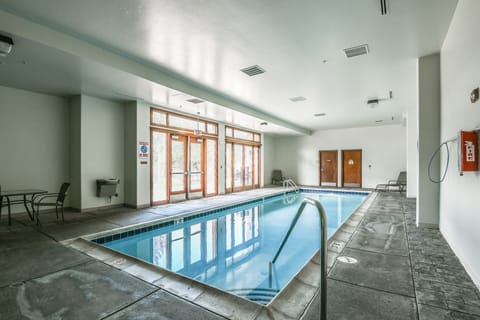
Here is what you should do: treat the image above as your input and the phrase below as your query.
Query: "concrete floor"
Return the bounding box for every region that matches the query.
[0,190,479,319]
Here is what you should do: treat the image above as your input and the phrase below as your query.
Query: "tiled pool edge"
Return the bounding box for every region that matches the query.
[64,189,376,320]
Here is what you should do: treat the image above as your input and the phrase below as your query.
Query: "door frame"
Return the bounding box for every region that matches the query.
[319,150,338,187]
[341,149,362,188]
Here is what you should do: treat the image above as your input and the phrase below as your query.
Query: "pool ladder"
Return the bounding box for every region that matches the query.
[282,178,299,193]
[268,197,328,320]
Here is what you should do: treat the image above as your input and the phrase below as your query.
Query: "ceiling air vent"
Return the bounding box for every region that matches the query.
[344,44,369,58]
[240,65,266,76]
[380,0,389,15]
[186,98,204,104]
[289,96,307,102]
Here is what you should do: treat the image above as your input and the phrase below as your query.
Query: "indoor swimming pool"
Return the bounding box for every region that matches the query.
[94,190,368,304]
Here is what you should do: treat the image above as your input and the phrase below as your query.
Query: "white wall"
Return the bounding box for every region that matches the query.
[79,95,125,209]
[263,134,277,185]
[273,124,406,188]
[0,85,70,212]
[440,0,480,288]
[124,101,137,207]
[417,54,441,227]
[406,61,419,198]
[136,101,151,207]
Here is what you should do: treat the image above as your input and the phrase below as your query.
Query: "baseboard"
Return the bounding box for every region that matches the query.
[79,203,124,213]
[417,222,439,229]
[124,203,150,209]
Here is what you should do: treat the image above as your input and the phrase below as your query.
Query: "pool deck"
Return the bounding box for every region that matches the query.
[1,188,479,319]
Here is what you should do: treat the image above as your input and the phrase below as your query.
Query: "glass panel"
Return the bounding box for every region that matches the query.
[190,223,201,264]
[225,143,232,190]
[171,138,186,192]
[253,147,259,185]
[206,139,217,195]
[153,234,168,268]
[171,229,184,271]
[253,134,261,142]
[234,129,254,141]
[152,131,167,202]
[152,110,167,125]
[207,123,217,135]
[226,127,233,137]
[244,145,253,186]
[190,142,202,191]
[234,144,243,188]
[206,220,217,262]
[169,114,206,132]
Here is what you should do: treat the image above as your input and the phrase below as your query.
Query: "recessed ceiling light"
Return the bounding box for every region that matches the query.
[240,65,266,77]
[0,34,14,57]
[344,44,369,58]
[375,120,383,123]
[289,96,307,102]
[260,122,268,126]
[314,113,327,117]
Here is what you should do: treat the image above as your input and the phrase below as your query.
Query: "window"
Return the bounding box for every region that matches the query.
[225,126,261,192]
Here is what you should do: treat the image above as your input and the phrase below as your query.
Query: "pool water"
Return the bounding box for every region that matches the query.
[99,190,367,304]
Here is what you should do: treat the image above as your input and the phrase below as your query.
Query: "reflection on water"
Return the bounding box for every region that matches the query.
[105,192,366,302]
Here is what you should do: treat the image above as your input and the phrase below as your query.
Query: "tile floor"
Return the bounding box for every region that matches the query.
[0,189,479,319]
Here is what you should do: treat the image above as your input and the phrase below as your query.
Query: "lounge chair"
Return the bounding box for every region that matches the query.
[271,170,286,185]
[375,172,407,192]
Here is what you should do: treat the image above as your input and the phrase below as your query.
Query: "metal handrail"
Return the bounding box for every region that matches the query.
[268,197,328,320]
[282,178,299,192]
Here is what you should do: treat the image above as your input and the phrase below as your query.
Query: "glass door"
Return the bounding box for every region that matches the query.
[170,134,188,197]
[189,137,204,194]
[152,129,168,205]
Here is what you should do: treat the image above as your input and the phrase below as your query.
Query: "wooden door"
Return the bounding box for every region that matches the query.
[342,150,362,188]
[319,150,338,187]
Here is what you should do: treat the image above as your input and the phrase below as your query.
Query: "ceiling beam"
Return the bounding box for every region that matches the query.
[0,9,312,135]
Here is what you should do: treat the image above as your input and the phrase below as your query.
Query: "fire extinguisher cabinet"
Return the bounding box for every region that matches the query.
[96,179,120,197]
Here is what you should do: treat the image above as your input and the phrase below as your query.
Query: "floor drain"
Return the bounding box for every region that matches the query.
[337,256,358,264]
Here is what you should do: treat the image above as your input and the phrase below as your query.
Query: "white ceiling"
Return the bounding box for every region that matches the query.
[0,0,458,134]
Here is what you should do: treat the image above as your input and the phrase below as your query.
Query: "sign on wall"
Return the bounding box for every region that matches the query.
[138,141,149,164]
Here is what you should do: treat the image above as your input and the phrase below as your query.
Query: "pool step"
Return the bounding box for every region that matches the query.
[229,288,279,304]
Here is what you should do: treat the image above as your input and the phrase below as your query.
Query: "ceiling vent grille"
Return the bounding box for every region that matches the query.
[289,96,307,102]
[240,65,266,76]
[344,44,369,58]
[186,98,204,104]
[380,0,389,15]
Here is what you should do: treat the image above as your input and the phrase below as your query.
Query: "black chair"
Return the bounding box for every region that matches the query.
[33,183,70,224]
[0,185,12,223]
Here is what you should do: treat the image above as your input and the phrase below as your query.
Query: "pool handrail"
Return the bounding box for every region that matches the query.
[282,178,299,192]
[268,197,328,320]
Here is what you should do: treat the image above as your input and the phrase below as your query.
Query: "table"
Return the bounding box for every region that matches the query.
[0,189,48,225]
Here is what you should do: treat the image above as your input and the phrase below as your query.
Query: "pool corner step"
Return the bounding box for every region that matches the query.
[228,288,279,304]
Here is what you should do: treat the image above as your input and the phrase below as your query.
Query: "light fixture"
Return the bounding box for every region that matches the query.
[314,113,327,117]
[260,122,268,126]
[289,96,307,102]
[0,35,14,57]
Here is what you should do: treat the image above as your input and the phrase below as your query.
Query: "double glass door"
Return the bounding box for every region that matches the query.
[152,129,217,205]
[170,134,203,197]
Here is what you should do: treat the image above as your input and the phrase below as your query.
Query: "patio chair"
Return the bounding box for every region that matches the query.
[271,170,286,185]
[0,185,11,223]
[375,172,407,192]
[33,182,70,224]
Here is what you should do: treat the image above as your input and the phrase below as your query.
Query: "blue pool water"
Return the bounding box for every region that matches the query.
[96,190,367,304]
